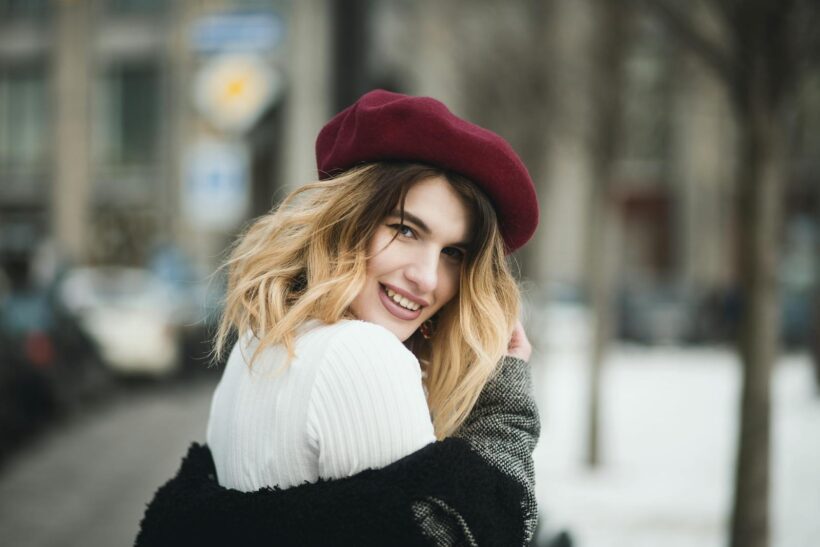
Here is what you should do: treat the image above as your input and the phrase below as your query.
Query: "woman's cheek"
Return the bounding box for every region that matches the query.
[367,228,394,257]
[439,274,459,307]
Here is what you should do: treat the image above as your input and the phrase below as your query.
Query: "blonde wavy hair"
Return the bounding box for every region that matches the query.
[212,162,521,438]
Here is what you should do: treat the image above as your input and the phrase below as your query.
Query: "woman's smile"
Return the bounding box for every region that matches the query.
[378,283,424,320]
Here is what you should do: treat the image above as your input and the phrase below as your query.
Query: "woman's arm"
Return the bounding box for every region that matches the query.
[414,320,540,546]
[451,355,540,543]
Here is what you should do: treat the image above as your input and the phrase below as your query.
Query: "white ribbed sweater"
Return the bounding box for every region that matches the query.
[206,319,436,492]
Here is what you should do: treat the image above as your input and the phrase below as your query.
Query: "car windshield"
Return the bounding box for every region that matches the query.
[59,268,176,312]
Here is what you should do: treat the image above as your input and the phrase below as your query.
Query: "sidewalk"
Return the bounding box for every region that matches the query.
[531,345,820,547]
[0,379,215,547]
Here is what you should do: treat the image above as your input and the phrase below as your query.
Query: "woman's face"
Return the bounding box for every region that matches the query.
[349,176,471,341]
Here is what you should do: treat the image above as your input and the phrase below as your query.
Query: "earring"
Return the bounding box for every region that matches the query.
[419,318,435,340]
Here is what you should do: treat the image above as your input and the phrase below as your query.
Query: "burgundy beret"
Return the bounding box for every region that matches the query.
[315,89,539,253]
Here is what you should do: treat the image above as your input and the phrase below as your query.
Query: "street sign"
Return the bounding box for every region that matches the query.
[182,138,249,232]
[190,11,285,54]
[193,53,282,134]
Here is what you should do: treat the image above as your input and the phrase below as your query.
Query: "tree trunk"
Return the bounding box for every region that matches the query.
[728,88,786,547]
[584,0,629,468]
[637,1,803,544]
[585,188,619,467]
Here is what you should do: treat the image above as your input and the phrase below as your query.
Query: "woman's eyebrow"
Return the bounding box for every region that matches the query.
[389,209,470,248]
[389,210,431,235]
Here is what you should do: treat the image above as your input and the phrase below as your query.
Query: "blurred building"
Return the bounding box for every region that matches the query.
[1,0,817,345]
[0,0,304,273]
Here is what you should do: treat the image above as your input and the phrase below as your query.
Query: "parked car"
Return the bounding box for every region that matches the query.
[0,329,58,463]
[617,283,698,345]
[146,244,226,375]
[524,282,591,353]
[0,279,108,461]
[57,267,184,378]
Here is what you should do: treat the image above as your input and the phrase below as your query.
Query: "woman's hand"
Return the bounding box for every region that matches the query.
[506,319,532,362]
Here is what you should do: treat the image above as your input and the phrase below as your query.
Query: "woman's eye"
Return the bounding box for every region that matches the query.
[442,247,465,262]
[389,223,415,238]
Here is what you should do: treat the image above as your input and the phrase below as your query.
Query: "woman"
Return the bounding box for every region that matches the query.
[136,90,540,546]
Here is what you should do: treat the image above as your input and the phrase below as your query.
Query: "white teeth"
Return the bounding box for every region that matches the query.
[384,287,420,311]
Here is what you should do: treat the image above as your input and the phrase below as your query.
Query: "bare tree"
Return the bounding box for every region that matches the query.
[637,1,820,546]
[584,0,631,467]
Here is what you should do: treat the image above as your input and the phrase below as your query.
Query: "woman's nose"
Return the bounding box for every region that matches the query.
[404,249,438,294]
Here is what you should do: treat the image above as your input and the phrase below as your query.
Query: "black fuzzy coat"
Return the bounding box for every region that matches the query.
[136,357,540,546]
[135,438,524,546]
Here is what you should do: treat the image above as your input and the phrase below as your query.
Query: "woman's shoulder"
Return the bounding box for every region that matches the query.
[306,319,407,348]
[234,320,413,367]
[310,319,419,371]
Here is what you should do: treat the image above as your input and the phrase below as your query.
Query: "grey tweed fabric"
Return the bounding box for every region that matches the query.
[412,496,480,546]
[412,356,541,546]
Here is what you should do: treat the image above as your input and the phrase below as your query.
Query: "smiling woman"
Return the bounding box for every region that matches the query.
[137,90,540,546]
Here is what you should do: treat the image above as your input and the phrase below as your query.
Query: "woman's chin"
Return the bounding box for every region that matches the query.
[375,319,414,342]
[356,312,414,342]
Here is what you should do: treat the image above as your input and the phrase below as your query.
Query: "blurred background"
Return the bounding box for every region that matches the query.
[0,1,817,546]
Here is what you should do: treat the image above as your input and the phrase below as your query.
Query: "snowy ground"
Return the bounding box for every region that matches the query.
[530,343,820,547]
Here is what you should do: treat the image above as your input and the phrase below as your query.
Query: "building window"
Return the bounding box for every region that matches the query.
[0,0,48,19]
[797,73,820,161]
[96,62,160,169]
[0,65,48,172]
[104,0,167,15]
[621,17,672,164]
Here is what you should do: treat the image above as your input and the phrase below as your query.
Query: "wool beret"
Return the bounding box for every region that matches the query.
[315,89,539,253]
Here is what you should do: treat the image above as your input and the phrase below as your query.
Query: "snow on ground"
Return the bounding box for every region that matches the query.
[531,344,820,547]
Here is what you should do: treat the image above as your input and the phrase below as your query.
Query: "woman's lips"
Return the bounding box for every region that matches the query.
[381,282,429,307]
[378,284,423,321]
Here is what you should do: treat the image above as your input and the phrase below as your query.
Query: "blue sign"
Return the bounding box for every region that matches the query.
[183,139,250,231]
[190,11,286,53]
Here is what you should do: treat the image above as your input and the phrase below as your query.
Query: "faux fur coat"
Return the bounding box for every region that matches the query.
[135,356,540,546]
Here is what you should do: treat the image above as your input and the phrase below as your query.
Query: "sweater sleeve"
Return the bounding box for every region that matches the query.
[307,321,436,480]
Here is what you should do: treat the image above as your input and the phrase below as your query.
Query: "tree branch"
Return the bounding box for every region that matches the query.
[636,0,733,85]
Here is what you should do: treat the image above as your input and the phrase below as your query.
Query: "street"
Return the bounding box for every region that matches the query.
[0,377,217,547]
[0,348,818,547]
